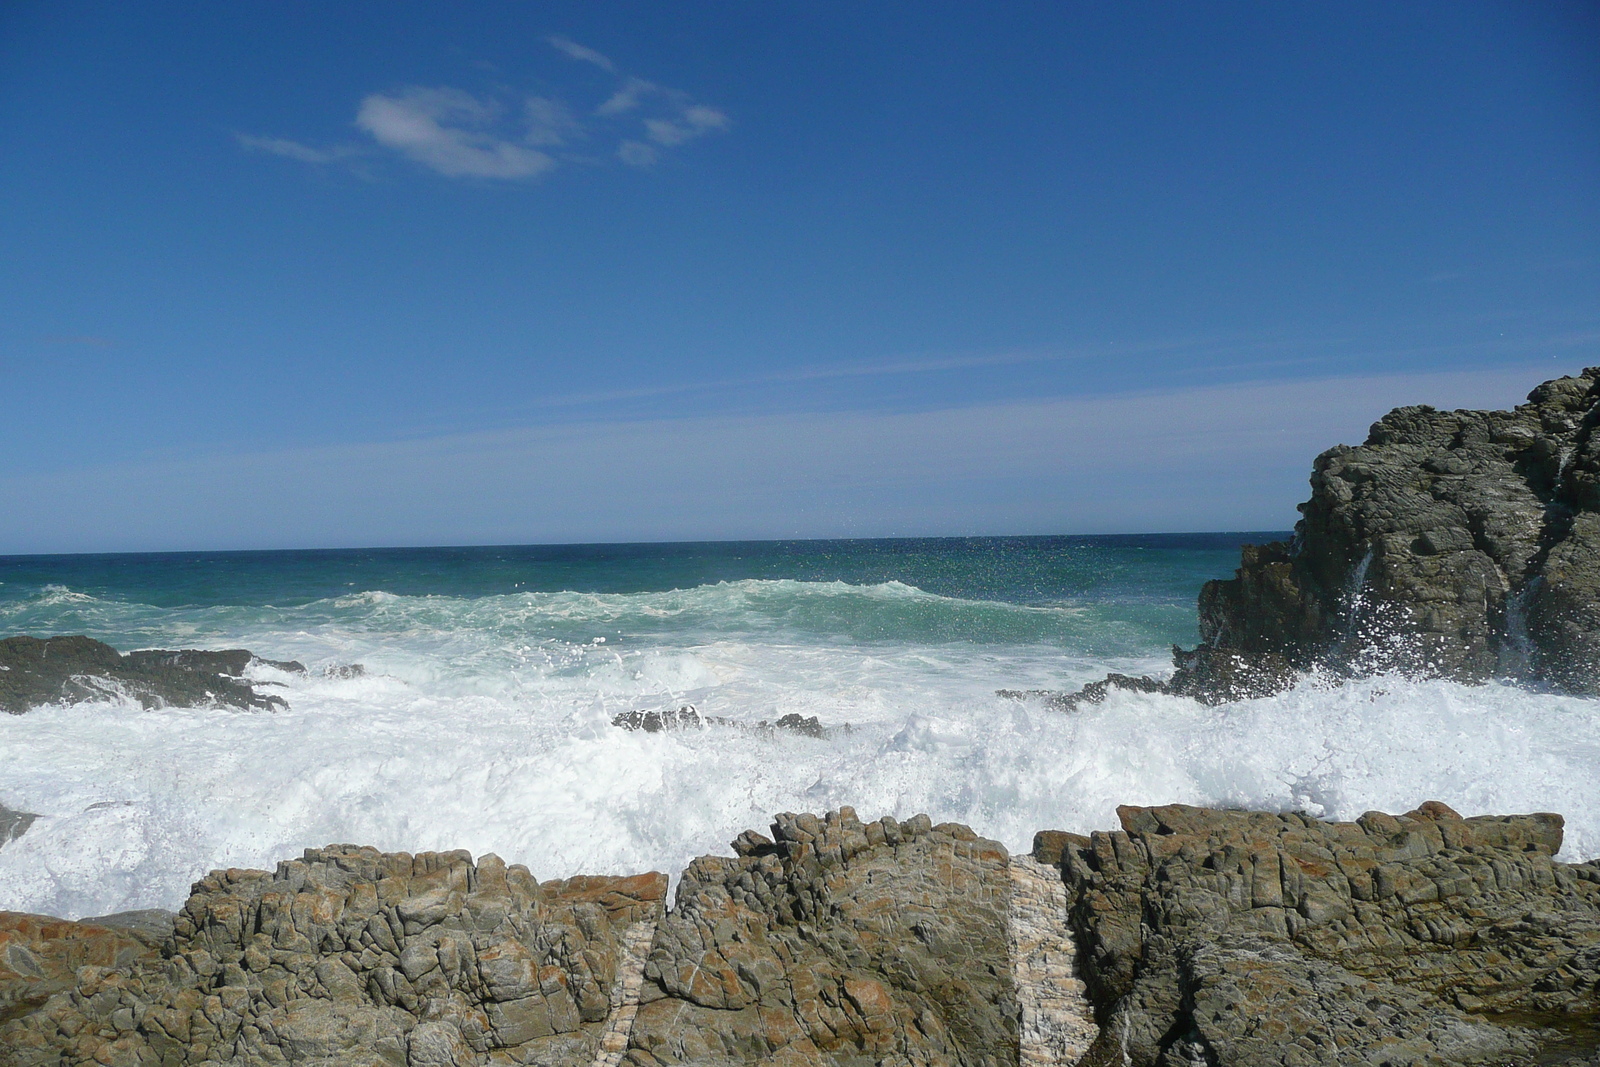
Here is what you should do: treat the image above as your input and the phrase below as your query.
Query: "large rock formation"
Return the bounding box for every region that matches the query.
[1048,802,1600,1066]
[1200,367,1600,694]
[1045,367,1600,707]
[0,636,304,714]
[0,846,668,1066]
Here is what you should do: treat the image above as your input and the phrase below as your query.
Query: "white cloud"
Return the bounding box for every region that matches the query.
[355,88,555,179]
[645,105,729,147]
[547,35,616,73]
[524,97,580,147]
[241,39,727,182]
[618,140,659,167]
[235,134,358,164]
[596,77,656,116]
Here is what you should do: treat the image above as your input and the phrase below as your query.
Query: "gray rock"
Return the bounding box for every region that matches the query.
[1052,801,1600,1065]
[1204,367,1600,693]
[1046,367,1600,706]
[0,803,37,850]
[77,910,175,947]
[0,847,669,1066]
[624,807,1019,1066]
[0,634,292,713]
[611,704,835,738]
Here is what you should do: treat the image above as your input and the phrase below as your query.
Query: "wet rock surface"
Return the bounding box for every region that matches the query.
[1202,366,1600,695]
[1051,801,1600,1066]
[1042,367,1600,707]
[625,807,1019,1067]
[0,635,297,714]
[0,804,38,851]
[0,845,668,1066]
[610,704,835,739]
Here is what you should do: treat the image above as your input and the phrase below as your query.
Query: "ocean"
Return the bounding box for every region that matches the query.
[2,535,1597,921]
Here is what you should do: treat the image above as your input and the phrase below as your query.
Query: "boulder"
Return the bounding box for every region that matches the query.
[0,845,668,1066]
[1202,367,1600,693]
[624,807,1019,1066]
[1050,802,1600,1065]
[0,803,37,851]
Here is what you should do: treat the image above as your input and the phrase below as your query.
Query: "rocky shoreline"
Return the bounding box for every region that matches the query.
[2,803,1597,1066]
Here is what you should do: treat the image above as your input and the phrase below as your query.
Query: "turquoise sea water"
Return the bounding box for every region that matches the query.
[2,533,1598,919]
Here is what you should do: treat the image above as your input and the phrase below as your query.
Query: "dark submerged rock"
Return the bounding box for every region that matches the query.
[0,804,38,851]
[1049,801,1600,1066]
[611,704,835,738]
[0,635,291,714]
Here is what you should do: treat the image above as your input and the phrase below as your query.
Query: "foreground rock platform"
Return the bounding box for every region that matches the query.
[2,805,1597,1065]
[1050,801,1600,1066]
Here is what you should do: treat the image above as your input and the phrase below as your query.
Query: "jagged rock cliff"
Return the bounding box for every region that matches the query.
[1,846,668,1067]
[1197,366,1600,695]
[1048,802,1600,1066]
[1041,367,1600,708]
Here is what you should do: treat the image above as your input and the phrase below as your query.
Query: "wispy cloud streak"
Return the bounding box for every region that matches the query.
[238,37,728,181]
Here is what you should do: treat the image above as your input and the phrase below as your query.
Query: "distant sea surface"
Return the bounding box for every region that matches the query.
[2,535,1597,919]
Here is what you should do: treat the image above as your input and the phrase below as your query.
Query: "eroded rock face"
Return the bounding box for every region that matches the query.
[0,635,297,714]
[0,845,667,1066]
[1201,367,1600,693]
[625,808,1019,1067]
[1051,802,1600,1066]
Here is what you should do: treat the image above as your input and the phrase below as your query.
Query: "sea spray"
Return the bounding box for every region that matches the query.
[0,540,1596,919]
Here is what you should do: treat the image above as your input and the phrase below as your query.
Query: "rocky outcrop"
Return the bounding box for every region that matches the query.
[0,635,302,714]
[1201,367,1600,694]
[610,705,833,738]
[1048,801,1600,1065]
[625,808,1021,1066]
[0,845,668,1066]
[1043,367,1600,706]
[4,806,1598,1065]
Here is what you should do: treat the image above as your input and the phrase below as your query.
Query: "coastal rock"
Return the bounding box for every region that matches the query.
[1045,367,1600,706]
[5,806,1595,1065]
[1050,802,1600,1065]
[0,803,38,850]
[624,807,1021,1066]
[0,845,668,1066]
[611,704,833,738]
[0,911,162,1035]
[1200,367,1600,693]
[0,635,292,714]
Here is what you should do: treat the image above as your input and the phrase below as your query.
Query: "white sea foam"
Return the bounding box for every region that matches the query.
[0,583,1596,919]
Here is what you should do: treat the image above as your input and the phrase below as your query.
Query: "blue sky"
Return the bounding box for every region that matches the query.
[1,2,1596,552]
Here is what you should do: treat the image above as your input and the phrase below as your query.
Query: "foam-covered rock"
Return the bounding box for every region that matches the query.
[0,635,295,713]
